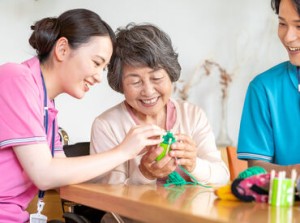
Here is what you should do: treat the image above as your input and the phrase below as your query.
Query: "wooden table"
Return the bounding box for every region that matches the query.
[60,183,300,223]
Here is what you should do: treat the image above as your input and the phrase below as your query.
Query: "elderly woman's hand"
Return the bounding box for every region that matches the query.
[139,146,177,180]
[169,134,197,172]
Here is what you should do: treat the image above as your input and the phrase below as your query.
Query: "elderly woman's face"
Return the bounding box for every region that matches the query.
[122,64,172,118]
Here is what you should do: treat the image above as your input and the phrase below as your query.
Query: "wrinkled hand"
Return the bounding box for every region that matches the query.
[169,134,197,172]
[139,146,177,180]
[119,124,164,159]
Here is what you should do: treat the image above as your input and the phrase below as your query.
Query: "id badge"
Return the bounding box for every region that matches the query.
[29,213,47,223]
[29,199,47,223]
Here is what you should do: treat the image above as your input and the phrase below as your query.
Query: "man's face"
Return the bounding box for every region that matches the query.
[278,0,300,66]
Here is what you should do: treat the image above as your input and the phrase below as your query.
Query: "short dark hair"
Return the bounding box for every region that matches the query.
[107,23,181,93]
[29,8,115,62]
[271,0,300,15]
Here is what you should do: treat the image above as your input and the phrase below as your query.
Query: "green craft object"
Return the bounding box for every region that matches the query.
[163,166,212,188]
[237,166,267,179]
[156,131,176,161]
[155,131,212,189]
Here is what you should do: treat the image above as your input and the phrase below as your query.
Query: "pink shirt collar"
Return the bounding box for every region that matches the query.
[125,99,176,130]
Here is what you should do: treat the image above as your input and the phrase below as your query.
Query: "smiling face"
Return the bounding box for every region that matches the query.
[122,64,173,123]
[61,36,113,99]
[278,0,300,66]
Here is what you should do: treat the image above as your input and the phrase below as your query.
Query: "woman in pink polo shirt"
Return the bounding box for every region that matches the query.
[0,9,164,223]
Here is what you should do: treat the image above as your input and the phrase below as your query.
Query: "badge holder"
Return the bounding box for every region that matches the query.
[29,198,47,223]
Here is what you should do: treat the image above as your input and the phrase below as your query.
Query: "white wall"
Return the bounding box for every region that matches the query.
[0,0,287,145]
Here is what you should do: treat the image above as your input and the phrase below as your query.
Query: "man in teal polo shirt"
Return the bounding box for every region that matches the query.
[237,0,300,176]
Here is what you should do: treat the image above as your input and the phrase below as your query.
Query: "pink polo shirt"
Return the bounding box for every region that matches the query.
[0,57,62,222]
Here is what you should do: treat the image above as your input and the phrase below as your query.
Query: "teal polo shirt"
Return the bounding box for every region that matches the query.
[237,61,300,165]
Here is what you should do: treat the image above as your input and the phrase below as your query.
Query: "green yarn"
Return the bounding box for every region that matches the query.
[157,131,211,188]
[165,171,187,186]
[161,131,176,144]
[163,166,212,188]
[237,166,267,179]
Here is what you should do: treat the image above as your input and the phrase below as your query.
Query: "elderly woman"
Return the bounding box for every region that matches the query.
[90,23,229,186]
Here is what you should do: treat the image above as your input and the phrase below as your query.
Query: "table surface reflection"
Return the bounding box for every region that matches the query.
[60,183,300,223]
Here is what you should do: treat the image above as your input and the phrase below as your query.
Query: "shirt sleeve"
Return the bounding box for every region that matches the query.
[237,81,274,162]
[189,108,229,185]
[90,117,128,184]
[90,113,156,185]
[0,64,46,149]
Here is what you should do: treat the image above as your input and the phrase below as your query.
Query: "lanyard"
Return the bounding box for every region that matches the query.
[38,73,55,200]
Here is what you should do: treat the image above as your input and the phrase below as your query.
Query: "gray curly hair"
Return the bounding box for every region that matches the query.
[107,23,181,93]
